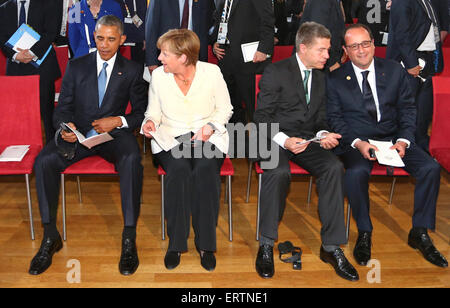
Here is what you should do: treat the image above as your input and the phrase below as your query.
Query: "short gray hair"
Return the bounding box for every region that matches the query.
[95,15,124,35]
[295,22,331,51]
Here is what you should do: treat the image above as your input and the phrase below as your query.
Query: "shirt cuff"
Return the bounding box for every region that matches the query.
[396,138,411,148]
[12,52,20,64]
[316,130,329,139]
[273,132,290,149]
[28,50,38,62]
[118,116,128,129]
[351,138,362,149]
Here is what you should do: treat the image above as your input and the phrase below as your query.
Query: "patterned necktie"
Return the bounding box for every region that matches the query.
[180,0,189,29]
[98,62,108,107]
[361,71,377,121]
[19,0,26,26]
[303,70,311,104]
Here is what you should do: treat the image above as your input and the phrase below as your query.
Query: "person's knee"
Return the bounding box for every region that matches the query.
[345,163,371,181]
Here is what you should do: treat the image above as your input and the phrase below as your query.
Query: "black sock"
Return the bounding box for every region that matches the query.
[411,227,428,236]
[122,226,136,240]
[43,218,59,240]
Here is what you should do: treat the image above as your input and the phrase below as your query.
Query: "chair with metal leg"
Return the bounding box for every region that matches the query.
[158,157,235,242]
[0,75,42,240]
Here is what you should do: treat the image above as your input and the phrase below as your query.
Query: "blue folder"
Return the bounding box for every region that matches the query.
[5,24,52,68]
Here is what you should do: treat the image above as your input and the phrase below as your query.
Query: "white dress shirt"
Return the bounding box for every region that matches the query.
[96,52,128,128]
[272,54,327,149]
[142,61,233,154]
[350,60,410,148]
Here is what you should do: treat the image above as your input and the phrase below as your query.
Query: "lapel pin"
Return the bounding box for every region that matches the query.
[346,76,351,80]
[118,72,122,76]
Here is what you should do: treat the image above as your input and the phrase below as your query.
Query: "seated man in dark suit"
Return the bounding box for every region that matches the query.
[29,15,147,276]
[327,24,447,268]
[254,22,359,282]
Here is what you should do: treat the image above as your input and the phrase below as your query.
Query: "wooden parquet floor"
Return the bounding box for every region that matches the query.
[0,152,448,288]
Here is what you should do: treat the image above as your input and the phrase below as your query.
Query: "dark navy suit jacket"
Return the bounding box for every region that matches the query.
[387,0,443,72]
[326,58,416,154]
[144,0,214,66]
[54,52,146,136]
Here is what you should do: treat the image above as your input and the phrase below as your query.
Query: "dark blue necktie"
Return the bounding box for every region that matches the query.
[361,71,377,122]
[19,0,26,26]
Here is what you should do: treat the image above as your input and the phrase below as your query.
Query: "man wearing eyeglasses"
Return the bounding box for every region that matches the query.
[327,24,447,269]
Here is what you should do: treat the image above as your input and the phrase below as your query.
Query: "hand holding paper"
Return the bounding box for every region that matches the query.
[368,139,405,167]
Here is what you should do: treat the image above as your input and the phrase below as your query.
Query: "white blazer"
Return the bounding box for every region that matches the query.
[142,61,233,154]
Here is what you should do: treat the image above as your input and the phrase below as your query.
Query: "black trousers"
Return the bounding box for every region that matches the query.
[34,131,143,227]
[259,143,347,246]
[155,143,224,252]
[341,144,440,232]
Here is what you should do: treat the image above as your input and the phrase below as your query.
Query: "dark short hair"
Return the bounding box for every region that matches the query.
[343,23,374,45]
[295,21,331,51]
[95,15,124,35]
[157,29,200,66]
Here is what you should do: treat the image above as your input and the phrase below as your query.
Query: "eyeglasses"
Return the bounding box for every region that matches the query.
[345,40,373,51]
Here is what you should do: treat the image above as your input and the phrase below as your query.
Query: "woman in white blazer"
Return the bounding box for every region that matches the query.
[141,29,233,272]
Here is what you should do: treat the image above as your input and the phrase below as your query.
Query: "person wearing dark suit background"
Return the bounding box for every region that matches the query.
[327,24,447,268]
[0,0,62,143]
[212,0,274,124]
[358,0,391,46]
[68,0,123,58]
[118,0,147,65]
[431,0,449,41]
[145,0,214,74]
[297,0,346,71]
[387,0,444,152]
[253,22,359,281]
[28,15,147,276]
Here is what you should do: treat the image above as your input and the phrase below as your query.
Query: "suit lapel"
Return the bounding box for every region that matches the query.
[229,0,239,20]
[192,0,199,31]
[287,56,308,108]
[100,53,125,110]
[343,63,365,109]
[172,0,181,26]
[374,57,387,119]
[307,69,322,115]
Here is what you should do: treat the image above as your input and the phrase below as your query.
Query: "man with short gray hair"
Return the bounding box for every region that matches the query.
[253,22,358,281]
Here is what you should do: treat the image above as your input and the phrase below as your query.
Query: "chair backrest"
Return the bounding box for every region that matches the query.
[54,46,70,95]
[255,74,262,109]
[272,45,294,63]
[374,46,387,59]
[208,45,219,65]
[0,50,6,76]
[0,75,42,147]
[439,47,450,77]
[120,46,132,60]
[430,76,450,152]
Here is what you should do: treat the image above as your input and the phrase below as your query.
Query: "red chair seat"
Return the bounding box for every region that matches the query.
[0,51,6,76]
[208,45,218,65]
[272,45,294,63]
[0,145,42,175]
[158,157,234,176]
[254,160,309,175]
[371,162,409,176]
[62,156,117,175]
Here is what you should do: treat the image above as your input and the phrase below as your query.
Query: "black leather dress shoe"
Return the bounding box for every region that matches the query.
[195,247,216,272]
[320,247,359,282]
[164,251,181,270]
[255,244,274,279]
[353,231,372,266]
[408,230,448,268]
[29,235,63,275]
[119,238,139,275]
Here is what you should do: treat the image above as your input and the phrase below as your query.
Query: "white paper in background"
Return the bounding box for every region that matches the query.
[368,139,405,167]
[0,145,30,162]
[143,65,152,83]
[12,32,37,52]
[241,41,259,63]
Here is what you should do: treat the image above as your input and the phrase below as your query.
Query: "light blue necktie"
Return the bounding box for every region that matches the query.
[19,1,26,26]
[86,62,109,138]
[98,62,108,107]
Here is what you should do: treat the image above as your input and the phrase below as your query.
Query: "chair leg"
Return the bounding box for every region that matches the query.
[246,160,253,203]
[61,174,67,241]
[25,174,35,240]
[143,135,146,154]
[346,202,351,242]
[389,177,397,205]
[161,174,165,241]
[76,176,82,204]
[307,176,313,206]
[228,175,233,242]
[256,173,262,241]
[224,177,228,204]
